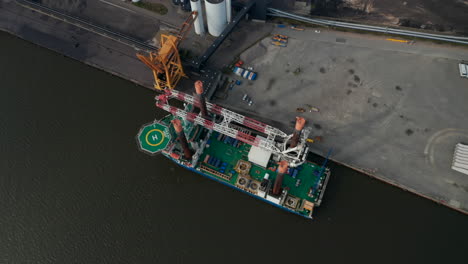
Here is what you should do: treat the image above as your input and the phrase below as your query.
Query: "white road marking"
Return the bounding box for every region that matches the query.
[99,0,136,13]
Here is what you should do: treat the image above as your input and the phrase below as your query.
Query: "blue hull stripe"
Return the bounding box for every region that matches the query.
[174,160,313,220]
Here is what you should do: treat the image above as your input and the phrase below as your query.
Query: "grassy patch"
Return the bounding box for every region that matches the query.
[133,1,168,15]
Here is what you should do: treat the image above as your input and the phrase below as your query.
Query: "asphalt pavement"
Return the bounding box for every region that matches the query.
[220,26,468,213]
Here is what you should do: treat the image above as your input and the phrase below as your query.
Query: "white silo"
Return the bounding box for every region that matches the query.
[226,0,232,23]
[190,0,205,35]
[205,0,227,37]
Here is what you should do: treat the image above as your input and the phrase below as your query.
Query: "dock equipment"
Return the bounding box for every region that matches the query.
[136,12,198,90]
[190,0,257,69]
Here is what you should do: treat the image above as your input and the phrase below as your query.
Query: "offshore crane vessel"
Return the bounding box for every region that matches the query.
[135,11,330,219]
[136,81,331,219]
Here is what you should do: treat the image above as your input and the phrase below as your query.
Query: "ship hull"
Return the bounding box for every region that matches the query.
[163,153,331,220]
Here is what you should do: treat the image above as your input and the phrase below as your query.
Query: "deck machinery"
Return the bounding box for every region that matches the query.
[137,81,331,219]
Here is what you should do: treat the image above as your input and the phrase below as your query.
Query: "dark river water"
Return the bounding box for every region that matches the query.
[1,31,466,263]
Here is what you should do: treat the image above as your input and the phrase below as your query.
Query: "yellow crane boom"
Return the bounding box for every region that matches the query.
[137,11,198,90]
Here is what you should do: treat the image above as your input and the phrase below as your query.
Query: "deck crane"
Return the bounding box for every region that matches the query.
[155,86,312,168]
[136,12,198,90]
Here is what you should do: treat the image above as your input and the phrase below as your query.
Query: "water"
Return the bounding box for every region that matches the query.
[0,31,466,263]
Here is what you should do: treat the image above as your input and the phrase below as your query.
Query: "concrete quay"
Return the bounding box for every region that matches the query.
[220,27,468,213]
[1,0,156,88]
[1,0,468,214]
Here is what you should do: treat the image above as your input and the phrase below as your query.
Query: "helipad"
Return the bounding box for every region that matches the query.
[137,122,171,155]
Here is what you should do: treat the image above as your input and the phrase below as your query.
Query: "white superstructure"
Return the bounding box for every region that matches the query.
[459,62,468,78]
[190,0,205,35]
[226,0,232,23]
[205,0,227,37]
[452,143,468,175]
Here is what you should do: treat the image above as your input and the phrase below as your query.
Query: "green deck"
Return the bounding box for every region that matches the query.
[199,131,324,204]
[137,122,171,155]
[156,115,329,217]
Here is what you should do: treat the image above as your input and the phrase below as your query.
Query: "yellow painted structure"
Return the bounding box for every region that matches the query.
[137,12,197,90]
[386,38,410,43]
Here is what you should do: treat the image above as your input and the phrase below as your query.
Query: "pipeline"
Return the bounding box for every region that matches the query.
[267,8,468,45]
